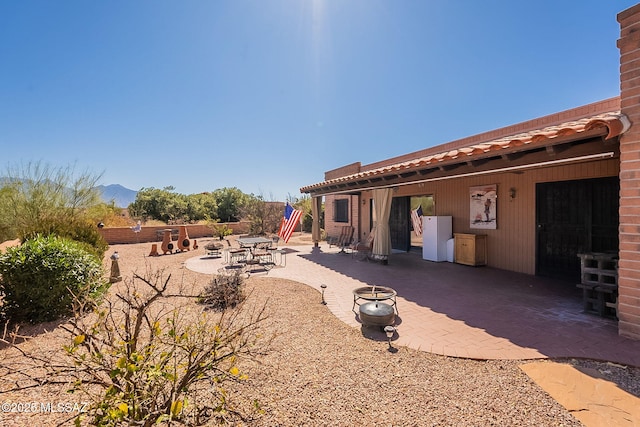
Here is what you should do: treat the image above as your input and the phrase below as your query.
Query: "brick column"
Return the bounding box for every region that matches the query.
[618,4,640,339]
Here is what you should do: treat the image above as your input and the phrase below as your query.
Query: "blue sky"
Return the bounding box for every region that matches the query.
[1,1,637,201]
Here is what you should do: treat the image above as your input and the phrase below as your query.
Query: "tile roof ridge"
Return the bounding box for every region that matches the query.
[362,97,620,172]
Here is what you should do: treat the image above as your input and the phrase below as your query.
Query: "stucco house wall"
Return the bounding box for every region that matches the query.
[330,158,618,275]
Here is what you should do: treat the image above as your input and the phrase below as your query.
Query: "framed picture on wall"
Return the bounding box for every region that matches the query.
[470,184,497,229]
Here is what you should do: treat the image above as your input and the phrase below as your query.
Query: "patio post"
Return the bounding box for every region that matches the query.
[312,195,322,247]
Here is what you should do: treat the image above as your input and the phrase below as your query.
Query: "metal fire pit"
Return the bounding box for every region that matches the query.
[359,302,395,327]
[352,286,398,314]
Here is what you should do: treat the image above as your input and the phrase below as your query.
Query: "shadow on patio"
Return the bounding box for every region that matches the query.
[295,248,640,366]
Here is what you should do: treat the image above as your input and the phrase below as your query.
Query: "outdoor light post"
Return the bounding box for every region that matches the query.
[320,284,327,304]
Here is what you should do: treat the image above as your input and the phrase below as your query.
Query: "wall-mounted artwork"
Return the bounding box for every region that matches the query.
[470,184,497,229]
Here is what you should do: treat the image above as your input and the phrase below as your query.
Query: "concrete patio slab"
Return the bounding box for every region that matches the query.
[185,242,640,367]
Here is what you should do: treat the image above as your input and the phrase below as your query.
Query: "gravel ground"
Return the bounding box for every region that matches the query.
[0,238,638,426]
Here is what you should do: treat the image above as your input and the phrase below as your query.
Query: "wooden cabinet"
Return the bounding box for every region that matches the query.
[454,233,487,266]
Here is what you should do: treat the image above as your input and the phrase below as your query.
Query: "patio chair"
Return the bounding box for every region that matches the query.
[333,226,354,253]
[267,235,279,255]
[253,241,274,266]
[350,233,374,260]
[224,239,248,265]
[327,226,353,249]
[266,235,287,266]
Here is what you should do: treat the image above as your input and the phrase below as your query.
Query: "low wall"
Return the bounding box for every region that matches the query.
[98,222,251,245]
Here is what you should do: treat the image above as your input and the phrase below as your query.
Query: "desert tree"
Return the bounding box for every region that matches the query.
[0,161,107,256]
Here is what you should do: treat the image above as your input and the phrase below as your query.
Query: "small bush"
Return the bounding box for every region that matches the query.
[207,219,233,240]
[0,235,107,323]
[199,271,245,310]
[65,219,109,260]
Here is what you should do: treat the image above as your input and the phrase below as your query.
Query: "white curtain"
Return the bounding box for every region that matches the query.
[372,188,393,262]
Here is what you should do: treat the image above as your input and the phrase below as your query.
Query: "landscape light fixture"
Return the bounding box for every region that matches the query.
[384,325,395,350]
[320,284,327,304]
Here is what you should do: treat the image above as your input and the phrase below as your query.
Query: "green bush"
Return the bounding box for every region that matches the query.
[63,219,109,260]
[0,235,107,323]
[22,218,109,261]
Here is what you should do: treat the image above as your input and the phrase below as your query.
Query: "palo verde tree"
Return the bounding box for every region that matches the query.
[0,183,18,242]
[184,191,218,223]
[0,161,107,258]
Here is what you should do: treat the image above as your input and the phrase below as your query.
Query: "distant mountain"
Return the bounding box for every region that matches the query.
[96,184,137,208]
[1,178,137,208]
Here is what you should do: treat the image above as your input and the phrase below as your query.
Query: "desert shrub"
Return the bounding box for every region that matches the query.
[199,271,245,310]
[23,218,109,260]
[207,219,233,240]
[57,271,268,426]
[61,221,109,259]
[0,235,107,323]
[0,270,269,425]
[1,162,108,258]
[2,162,102,238]
[61,219,109,260]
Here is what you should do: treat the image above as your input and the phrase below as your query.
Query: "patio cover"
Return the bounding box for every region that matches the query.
[300,110,629,196]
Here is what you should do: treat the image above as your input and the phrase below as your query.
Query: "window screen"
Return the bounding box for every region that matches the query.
[335,199,349,223]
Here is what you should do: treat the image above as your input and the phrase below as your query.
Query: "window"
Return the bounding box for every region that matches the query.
[334,199,349,223]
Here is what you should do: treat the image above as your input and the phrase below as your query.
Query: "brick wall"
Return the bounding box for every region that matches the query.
[324,162,362,181]
[324,194,361,241]
[617,4,640,340]
[98,222,250,245]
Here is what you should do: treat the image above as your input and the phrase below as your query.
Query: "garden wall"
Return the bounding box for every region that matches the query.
[98,222,251,245]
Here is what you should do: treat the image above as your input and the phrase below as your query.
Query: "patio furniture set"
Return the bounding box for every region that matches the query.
[216,232,398,328]
[217,236,286,274]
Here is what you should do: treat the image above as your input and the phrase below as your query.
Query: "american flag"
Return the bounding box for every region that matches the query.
[411,205,423,236]
[278,202,303,243]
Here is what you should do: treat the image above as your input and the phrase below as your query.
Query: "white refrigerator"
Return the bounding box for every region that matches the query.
[422,216,452,262]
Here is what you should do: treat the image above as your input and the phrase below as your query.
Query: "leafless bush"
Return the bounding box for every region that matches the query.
[0,269,271,426]
[199,271,245,311]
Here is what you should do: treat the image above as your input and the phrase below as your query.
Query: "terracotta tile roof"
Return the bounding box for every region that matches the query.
[301,111,629,194]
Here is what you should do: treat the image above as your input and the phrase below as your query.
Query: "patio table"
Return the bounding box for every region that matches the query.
[236,237,274,266]
[237,236,273,248]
